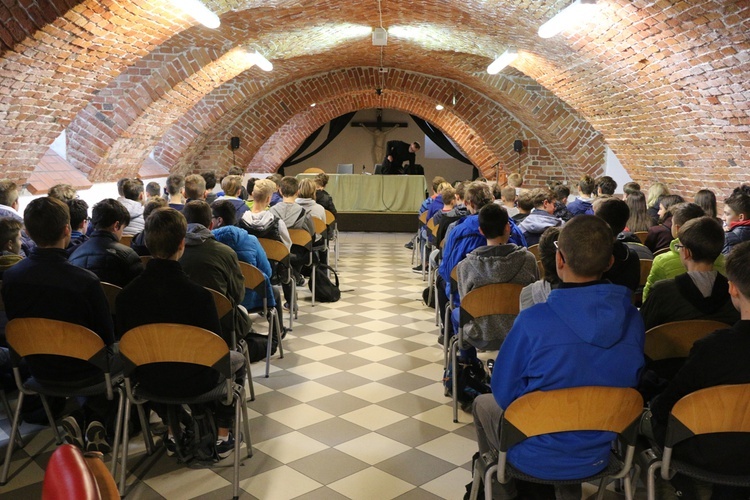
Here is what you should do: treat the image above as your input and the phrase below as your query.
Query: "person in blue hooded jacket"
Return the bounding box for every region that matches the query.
[472,215,644,498]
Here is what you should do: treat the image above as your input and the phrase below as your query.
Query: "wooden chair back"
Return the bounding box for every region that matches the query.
[238,261,266,296]
[653,247,670,257]
[639,259,653,287]
[289,228,313,249]
[119,235,134,247]
[119,323,228,370]
[645,320,730,361]
[6,318,105,364]
[426,217,437,239]
[501,386,643,447]
[100,282,122,315]
[303,168,325,174]
[418,211,428,226]
[258,238,290,264]
[634,231,649,245]
[527,244,540,260]
[139,255,152,267]
[668,384,750,440]
[324,210,336,226]
[460,283,523,322]
[206,287,233,320]
[312,217,327,236]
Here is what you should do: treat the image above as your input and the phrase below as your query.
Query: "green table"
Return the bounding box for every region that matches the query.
[297,174,427,212]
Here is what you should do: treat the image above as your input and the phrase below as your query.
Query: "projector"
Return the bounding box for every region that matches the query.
[372,27,388,46]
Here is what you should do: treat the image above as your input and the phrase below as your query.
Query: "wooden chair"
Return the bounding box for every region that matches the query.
[645,319,730,363]
[258,238,296,331]
[634,231,649,245]
[42,444,118,500]
[100,282,121,316]
[311,216,329,271]
[118,324,252,498]
[324,209,338,270]
[470,386,644,500]
[442,266,459,368]
[653,247,670,257]
[303,167,324,174]
[646,384,750,500]
[633,259,653,306]
[119,235,133,248]
[416,211,429,271]
[289,228,317,306]
[0,319,125,485]
[449,283,523,422]
[526,244,540,260]
[238,262,283,379]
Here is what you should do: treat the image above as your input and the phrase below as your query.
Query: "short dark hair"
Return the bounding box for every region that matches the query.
[558,215,613,277]
[539,226,561,285]
[48,184,77,202]
[145,181,161,197]
[24,196,70,246]
[143,197,168,219]
[597,176,617,195]
[431,176,447,193]
[279,176,299,197]
[122,178,143,201]
[67,198,89,231]
[166,174,185,196]
[530,188,555,209]
[268,173,282,186]
[145,208,186,259]
[671,202,704,228]
[516,190,534,211]
[465,181,493,211]
[0,217,22,250]
[623,182,641,197]
[578,175,595,196]
[595,198,630,235]
[92,199,130,230]
[228,166,244,176]
[725,185,750,218]
[314,173,329,188]
[678,217,724,263]
[183,200,212,227]
[552,184,570,201]
[726,241,750,297]
[0,180,19,207]
[184,174,206,200]
[221,175,243,197]
[478,203,509,239]
[211,199,236,226]
[455,181,468,200]
[201,171,217,190]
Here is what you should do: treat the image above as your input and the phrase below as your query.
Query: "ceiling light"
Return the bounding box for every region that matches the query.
[310,103,316,107]
[372,27,388,46]
[247,51,273,71]
[487,49,518,75]
[435,104,444,111]
[538,0,597,39]
[169,0,220,29]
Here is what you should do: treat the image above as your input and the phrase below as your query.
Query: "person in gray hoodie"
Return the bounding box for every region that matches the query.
[518,187,563,246]
[270,176,315,237]
[453,203,538,357]
[119,179,145,236]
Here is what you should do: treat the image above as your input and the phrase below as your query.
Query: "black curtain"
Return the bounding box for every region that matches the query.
[409,115,473,165]
[281,112,357,167]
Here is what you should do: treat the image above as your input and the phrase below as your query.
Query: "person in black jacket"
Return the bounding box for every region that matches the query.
[69,198,143,287]
[381,140,420,175]
[314,173,337,217]
[594,198,640,292]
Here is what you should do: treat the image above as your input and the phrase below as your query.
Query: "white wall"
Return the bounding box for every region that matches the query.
[604,146,633,195]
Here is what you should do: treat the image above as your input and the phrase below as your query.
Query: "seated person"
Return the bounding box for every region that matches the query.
[180,201,247,342]
[498,186,518,218]
[645,241,750,497]
[519,226,561,310]
[267,173,283,207]
[120,179,145,236]
[314,173,337,217]
[641,216,740,330]
[269,177,313,237]
[201,172,217,205]
[510,188,533,224]
[219,174,249,221]
[65,198,90,256]
[551,182,573,221]
[0,179,34,255]
[472,216,644,498]
[518,188,563,246]
[722,185,750,255]
[434,181,469,249]
[165,174,186,211]
[643,203,725,300]
[431,184,456,234]
[594,198,640,291]
[596,175,617,196]
[116,207,245,458]
[69,199,143,287]
[184,174,207,204]
[0,217,24,278]
[2,197,116,452]
[130,197,168,256]
[240,179,291,249]
[145,181,161,201]
[645,194,684,253]
[296,178,326,225]
[566,175,596,216]
[452,204,537,355]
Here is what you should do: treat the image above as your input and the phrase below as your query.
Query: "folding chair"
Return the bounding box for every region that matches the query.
[100,282,121,317]
[324,210,338,271]
[238,262,283,379]
[118,324,252,499]
[0,318,125,485]
[258,237,296,331]
[312,217,329,267]
[442,266,459,368]
[470,386,644,500]
[646,383,750,500]
[634,231,649,245]
[119,235,133,248]
[449,283,523,422]
[289,228,317,306]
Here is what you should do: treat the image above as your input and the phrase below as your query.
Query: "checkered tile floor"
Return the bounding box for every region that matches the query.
[0,232,477,499]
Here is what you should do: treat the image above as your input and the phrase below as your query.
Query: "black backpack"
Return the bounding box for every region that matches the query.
[168,404,218,465]
[308,264,340,302]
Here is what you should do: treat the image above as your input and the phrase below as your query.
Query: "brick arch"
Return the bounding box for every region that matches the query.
[161,68,603,185]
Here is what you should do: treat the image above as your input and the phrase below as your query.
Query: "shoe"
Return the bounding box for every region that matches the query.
[412,265,423,273]
[85,421,112,454]
[216,431,242,459]
[437,334,444,346]
[62,415,84,449]
[404,241,414,250]
[282,302,298,313]
[296,275,305,287]
[164,435,176,456]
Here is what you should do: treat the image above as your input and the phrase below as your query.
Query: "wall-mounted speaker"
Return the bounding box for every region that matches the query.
[513,140,523,153]
[230,136,240,150]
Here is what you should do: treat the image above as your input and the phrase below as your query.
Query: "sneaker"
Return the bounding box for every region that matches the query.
[62,415,84,449]
[404,241,414,250]
[216,432,242,459]
[164,435,177,457]
[412,265,423,273]
[85,421,112,454]
[295,275,305,287]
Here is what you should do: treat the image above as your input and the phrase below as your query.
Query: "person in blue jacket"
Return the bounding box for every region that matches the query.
[472,215,645,498]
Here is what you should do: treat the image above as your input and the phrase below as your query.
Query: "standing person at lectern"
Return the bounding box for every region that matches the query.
[381,140,421,175]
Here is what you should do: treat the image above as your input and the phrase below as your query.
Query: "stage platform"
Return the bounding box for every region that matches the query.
[336,211,418,233]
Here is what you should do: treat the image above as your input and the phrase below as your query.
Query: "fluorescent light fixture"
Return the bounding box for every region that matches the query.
[487,48,518,75]
[310,103,316,107]
[538,0,597,39]
[435,104,444,111]
[247,51,273,71]
[169,0,220,29]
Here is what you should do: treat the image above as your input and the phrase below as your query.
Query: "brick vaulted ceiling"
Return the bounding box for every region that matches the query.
[0,0,747,194]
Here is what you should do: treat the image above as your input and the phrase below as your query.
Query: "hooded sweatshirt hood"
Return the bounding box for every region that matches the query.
[241,209,276,230]
[184,223,214,246]
[519,209,561,235]
[546,284,634,348]
[462,244,533,284]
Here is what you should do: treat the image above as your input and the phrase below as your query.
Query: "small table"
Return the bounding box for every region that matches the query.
[297,174,427,212]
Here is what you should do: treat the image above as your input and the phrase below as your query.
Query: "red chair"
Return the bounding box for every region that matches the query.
[43,444,118,500]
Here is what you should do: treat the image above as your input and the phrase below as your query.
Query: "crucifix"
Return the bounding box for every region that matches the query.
[352,109,408,165]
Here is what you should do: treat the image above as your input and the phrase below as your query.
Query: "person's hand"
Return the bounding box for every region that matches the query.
[387,155,393,162]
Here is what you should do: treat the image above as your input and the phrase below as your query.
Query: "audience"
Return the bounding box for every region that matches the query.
[2,196,116,453]
[267,173,283,206]
[645,194,684,252]
[722,184,750,255]
[0,180,33,255]
[120,178,145,236]
[69,199,143,287]
[65,198,90,256]
[519,226,560,310]
[165,174,186,211]
[472,215,644,499]
[507,172,523,195]
[220,175,250,221]
[641,216,739,330]
[498,186,518,217]
[201,171,218,205]
[595,198,640,291]
[622,181,641,199]
[518,188,562,246]
[434,181,469,249]
[646,182,670,222]
[240,179,291,249]
[567,175,596,216]
[694,188,718,220]
[271,176,315,283]
[48,183,77,203]
[511,189,533,223]
[624,190,654,233]
[295,178,326,227]
[184,173,207,203]
[596,175,617,196]
[145,181,161,201]
[551,183,572,221]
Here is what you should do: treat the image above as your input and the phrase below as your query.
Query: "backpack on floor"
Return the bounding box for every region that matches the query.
[443,357,491,411]
[308,264,340,302]
[168,404,218,465]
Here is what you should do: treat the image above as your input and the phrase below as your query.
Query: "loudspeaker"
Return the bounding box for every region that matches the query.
[230,137,240,150]
[513,140,523,153]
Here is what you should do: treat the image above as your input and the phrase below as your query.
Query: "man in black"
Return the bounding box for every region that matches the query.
[382,140,420,175]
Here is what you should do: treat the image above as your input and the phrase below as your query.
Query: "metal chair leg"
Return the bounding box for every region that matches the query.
[0,391,23,484]
[451,340,459,423]
[0,390,23,449]
[109,387,125,478]
[118,401,132,496]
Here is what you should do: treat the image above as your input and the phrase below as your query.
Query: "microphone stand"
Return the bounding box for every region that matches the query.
[490,161,501,182]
